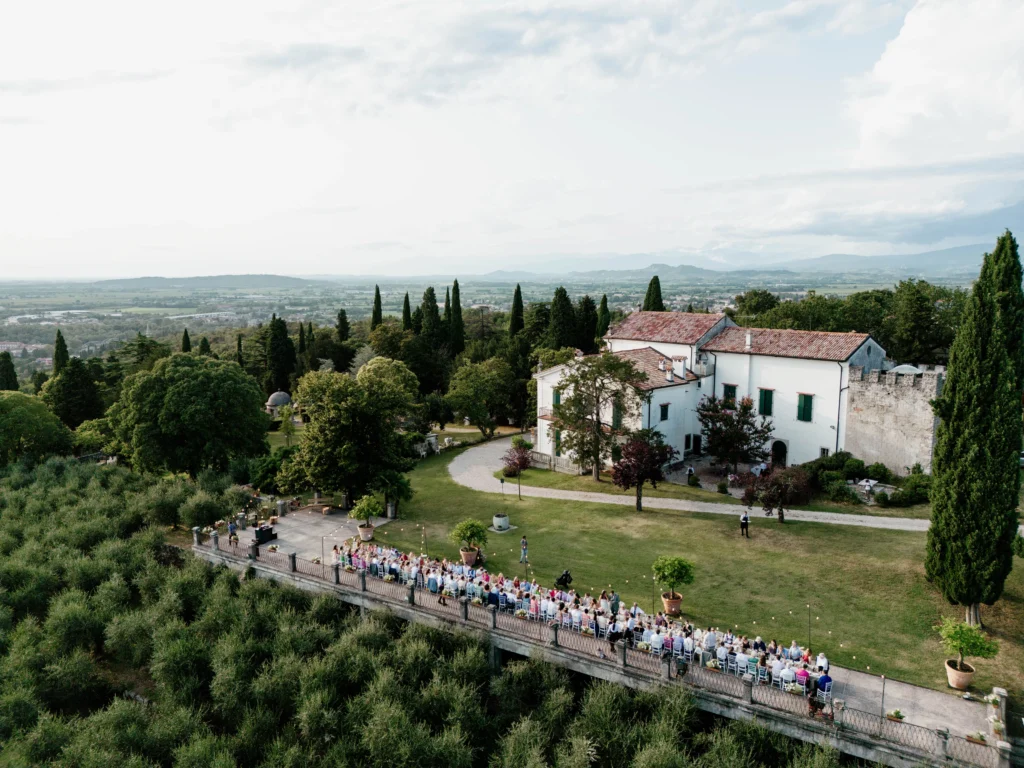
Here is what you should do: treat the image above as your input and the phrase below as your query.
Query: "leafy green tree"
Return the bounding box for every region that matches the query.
[40,357,104,429]
[420,287,442,336]
[889,279,935,363]
[575,295,599,354]
[651,555,695,601]
[522,302,550,348]
[450,279,465,356]
[336,309,350,343]
[265,315,296,394]
[611,429,679,511]
[197,337,212,356]
[643,276,666,311]
[596,294,611,339]
[550,353,648,480]
[181,329,192,353]
[30,370,49,394]
[981,230,1024,387]
[0,391,73,464]
[371,286,383,330]
[297,322,306,356]
[369,321,411,359]
[509,284,525,338]
[402,293,413,331]
[108,354,268,477]
[277,405,297,447]
[548,287,577,350]
[446,358,514,437]
[927,232,1023,625]
[733,289,778,319]
[119,332,172,374]
[695,395,773,473]
[53,330,70,375]
[443,286,452,336]
[0,351,18,390]
[73,417,112,455]
[236,334,243,366]
[935,617,998,672]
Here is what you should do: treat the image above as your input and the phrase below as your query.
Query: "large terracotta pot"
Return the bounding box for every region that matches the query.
[358,524,374,542]
[460,547,479,566]
[661,592,682,615]
[945,659,975,690]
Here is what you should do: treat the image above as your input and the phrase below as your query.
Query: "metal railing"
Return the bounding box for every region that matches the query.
[193,538,1000,768]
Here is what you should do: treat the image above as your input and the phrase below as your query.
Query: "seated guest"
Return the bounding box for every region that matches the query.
[716,644,728,664]
[673,634,685,655]
[753,636,767,653]
[703,627,717,651]
[816,652,829,672]
[735,648,748,672]
[816,668,832,692]
[771,656,784,681]
[788,640,801,659]
[651,630,664,654]
[780,663,796,684]
[795,663,810,687]
[767,639,778,656]
[683,634,694,654]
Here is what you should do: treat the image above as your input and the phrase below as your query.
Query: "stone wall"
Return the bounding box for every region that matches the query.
[845,366,944,475]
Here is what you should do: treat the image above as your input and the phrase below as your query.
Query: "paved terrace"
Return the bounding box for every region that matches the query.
[191,533,1010,768]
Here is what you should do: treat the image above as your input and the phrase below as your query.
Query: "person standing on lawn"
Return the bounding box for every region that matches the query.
[740,510,750,538]
[520,535,528,563]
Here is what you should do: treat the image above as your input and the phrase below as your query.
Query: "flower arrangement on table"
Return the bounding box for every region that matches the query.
[982,693,1001,706]
[784,683,804,695]
[705,659,720,670]
[885,710,904,721]
[383,574,396,582]
[581,626,595,636]
[311,556,321,564]
[344,564,357,573]
[966,732,987,745]
[636,642,652,652]
[267,544,279,552]
[988,716,1005,735]
[515,609,528,619]
[472,597,484,606]
[201,526,213,534]
[442,588,454,598]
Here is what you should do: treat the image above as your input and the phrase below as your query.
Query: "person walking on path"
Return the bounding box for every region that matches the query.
[740,510,750,538]
[520,536,529,563]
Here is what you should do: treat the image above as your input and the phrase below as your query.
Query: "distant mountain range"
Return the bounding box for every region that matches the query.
[92,274,320,290]
[765,244,989,275]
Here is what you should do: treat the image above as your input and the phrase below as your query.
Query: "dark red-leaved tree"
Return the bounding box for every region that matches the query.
[502,436,533,500]
[741,466,811,524]
[612,429,679,511]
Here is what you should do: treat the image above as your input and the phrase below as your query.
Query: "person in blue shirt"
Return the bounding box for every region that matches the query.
[816,668,832,694]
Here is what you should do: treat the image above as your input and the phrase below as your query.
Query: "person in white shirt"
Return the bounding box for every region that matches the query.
[735,649,748,673]
[651,631,664,653]
[816,652,829,672]
[781,663,795,684]
[771,657,784,681]
[716,644,728,663]
[683,635,694,653]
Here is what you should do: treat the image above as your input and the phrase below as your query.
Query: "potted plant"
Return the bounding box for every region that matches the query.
[349,496,383,542]
[449,519,488,566]
[966,732,987,745]
[935,618,999,690]
[886,710,904,722]
[651,555,695,615]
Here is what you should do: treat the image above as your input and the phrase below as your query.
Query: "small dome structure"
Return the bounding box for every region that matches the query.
[889,364,922,375]
[266,391,292,407]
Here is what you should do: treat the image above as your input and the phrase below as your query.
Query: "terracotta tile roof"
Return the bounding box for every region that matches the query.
[612,347,697,390]
[700,327,870,361]
[606,311,726,344]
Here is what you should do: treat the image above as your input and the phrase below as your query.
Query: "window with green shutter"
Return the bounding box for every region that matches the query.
[758,388,774,416]
[797,393,813,422]
[611,399,623,430]
[660,403,669,421]
[553,389,560,407]
[554,429,561,456]
[723,384,737,406]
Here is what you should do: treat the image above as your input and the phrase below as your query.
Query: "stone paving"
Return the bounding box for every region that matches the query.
[264,508,391,561]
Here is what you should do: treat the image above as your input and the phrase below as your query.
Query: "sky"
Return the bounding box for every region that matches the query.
[1,0,1022,278]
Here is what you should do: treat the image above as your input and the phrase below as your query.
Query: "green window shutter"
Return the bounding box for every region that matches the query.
[554,429,561,457]
[723,384,736,405]
[797,394,813,422]
[612,400,622,430]
[759,389,773,416]
[660,403,669,421]
[553,390,560,407]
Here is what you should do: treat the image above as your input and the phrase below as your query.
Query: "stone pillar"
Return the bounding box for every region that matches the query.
[995,741,1011,768]
[332,563,340,584]
[288,552,297,572]
[236,512,247,530]
[742,674,753,703]
[358,569,367,591]
[662,653,672,681]
[936,728,949,760]
[489,604,498,629]
[314,490,320,504]
[387,500,397,519]
[488,644,502,671]
[407,583,416,605]
[992,687,1008,733]
[617,640,627,668]
[459,596,469,622]
[276,499,287,518]
[210,529,219,551]
[548,622,559,648]
[248,542,258,561]
[191,526,201,546]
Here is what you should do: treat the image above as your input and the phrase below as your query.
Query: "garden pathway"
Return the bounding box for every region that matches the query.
[450,437,938,532]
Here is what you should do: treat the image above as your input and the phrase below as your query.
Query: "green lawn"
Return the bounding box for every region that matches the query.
[267,424,302,452]
[500,467,932,519]
[384,449,1024,697]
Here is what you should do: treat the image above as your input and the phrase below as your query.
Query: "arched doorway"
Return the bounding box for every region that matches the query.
[771,440,788,467]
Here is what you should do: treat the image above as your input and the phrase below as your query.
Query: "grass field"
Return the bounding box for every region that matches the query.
[381,448,1024,697]
[499,467,933,519]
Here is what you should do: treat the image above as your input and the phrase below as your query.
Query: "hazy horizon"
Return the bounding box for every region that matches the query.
[2,0,1022,279]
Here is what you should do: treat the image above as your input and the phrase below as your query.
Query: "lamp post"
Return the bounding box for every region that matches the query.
[500,477,504,497]
[518,470,522,500]
[807,604,811,650]
[880,675,886,719]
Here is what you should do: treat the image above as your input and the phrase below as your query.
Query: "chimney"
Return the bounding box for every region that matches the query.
[745,331,753,351]
[666,366,673,382]
[672,356,687,379]
[658,359,666,371]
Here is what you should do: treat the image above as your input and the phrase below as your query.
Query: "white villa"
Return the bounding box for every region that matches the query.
[533,311,888,470]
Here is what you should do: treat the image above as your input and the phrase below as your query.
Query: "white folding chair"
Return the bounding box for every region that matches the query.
[816,681,832,703]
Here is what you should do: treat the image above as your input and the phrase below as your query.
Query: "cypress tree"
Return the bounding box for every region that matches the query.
[450,279,465,356]
[548,286,577,349]
[298,323,306,355]
[927,232,1023,625]
[421,287,441,337]
[575,295,598,354]
[643,276,666,311]
[442,286,452,337]
[336,309,350,342]
[53,329,69,375]
[265,316,296,394]
[0,351,17,390]
[596,294,611,338]
[402,293,413,331]
[371,287,383,330]
[686,303,695,313]
[181,329,192,353]
[307,322,314,345]
[236,334,243,366]
[509,284,525,338]
[197,337,212,356]
[411,306,424,335]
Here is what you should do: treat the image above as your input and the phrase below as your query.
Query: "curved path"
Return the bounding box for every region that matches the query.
[450,437,936,532]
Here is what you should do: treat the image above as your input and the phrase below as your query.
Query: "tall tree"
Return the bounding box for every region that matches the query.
[236,334,243,366]
[596,294,611,339]
[548,287,577,350]
[575,295,599,354]
[0,391,72,465]
[550,353,648,480]
[509,284,525,338]
[53,329,70,375]
[197,337,212,356]
[643,276,666,312]
[446,358,513,437]
[695,395,774,473]
[889,280,936,363]
[450,279,465,356]
[40,357,104,429]
[402,293,413,331]
[420,287,441,337]
[927,231,1022,626]
[180,329,192,353]
[265,315,296,394]
[0,351,18,390]
[443,287,452,335]
[371,287,383,330]
[30,369,48,394]
[298,323,306,355]
[336,309,350,342]
[611,429,679,511]
[411,306,424,335]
